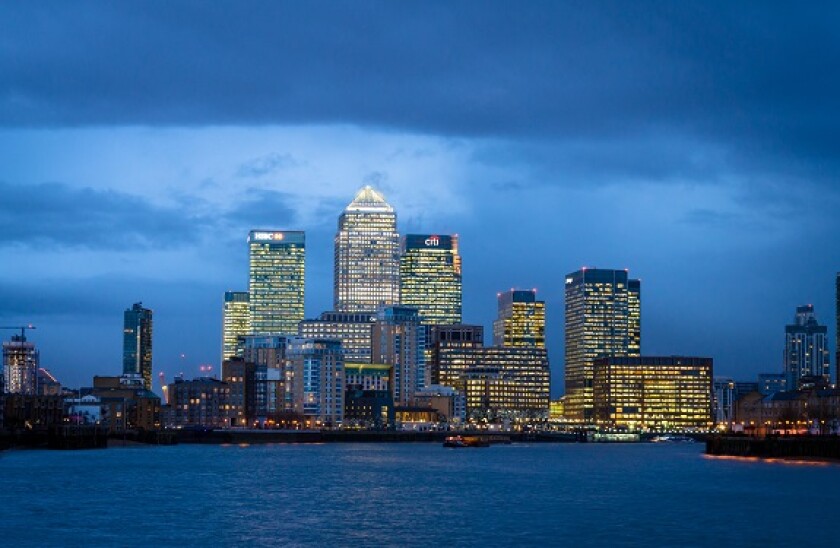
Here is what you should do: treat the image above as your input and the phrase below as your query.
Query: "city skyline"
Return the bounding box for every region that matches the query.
[2,3,839,394]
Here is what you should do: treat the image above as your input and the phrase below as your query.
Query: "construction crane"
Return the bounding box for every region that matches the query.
[0,324,36,341]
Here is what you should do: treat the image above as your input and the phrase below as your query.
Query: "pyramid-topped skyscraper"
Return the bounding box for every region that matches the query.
[334,186,400,313]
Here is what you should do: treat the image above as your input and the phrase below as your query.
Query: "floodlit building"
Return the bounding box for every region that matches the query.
[492,289,545,348]
[784,305,831,390]
[299,311,375,363]
[123,302,153,390]
[3,335,39,395]
[248,230,305,335]
[564,268,641,423]
[222,291,250,362]
[334,186,400,313]
[593,356,713,432]
[400,234,462,325]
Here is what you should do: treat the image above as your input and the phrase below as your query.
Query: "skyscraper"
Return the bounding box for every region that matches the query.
[492,289,545,348]
[123,302,153,390]
[299,311,375,363]
[222,291,250,363]
[334,186,400,313]
[784,304,830,390]
[248,230,305,335]
[564,268,641,422]
[400,234,462,325]
[3,334,39,395]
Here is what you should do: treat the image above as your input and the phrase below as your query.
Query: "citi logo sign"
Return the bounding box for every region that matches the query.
[424,236,440,246]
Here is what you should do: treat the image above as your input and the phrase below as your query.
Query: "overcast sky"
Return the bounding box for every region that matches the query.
[2,1,839,394]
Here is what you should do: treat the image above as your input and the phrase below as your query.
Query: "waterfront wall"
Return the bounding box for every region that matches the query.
[707,435,840,460]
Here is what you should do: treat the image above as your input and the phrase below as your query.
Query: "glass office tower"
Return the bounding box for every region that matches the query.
[334,186,400,313]
[492,289,545,348]
[248,230,305,335]
[222,291,251,363]
[564,268,641,422]
[400,234,462,325]
[123,302,153,390]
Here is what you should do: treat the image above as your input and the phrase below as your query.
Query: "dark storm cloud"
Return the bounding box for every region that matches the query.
[0,180,213,249]
[2,1,839,178]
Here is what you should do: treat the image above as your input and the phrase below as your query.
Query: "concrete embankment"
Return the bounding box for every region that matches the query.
[706,435,840,462]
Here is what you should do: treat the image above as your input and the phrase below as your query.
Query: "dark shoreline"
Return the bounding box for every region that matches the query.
[706,435,840,463]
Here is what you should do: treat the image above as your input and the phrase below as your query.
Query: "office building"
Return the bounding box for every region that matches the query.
[400,234,462,325]
[222,291,250,363]
[334,186,400,313]
[285,338,345,427]
[248,230,305,335]
[428,324,484,389]
[3,334,39,395]
[593,356,713,431]
[372,306,426,406]
[463,347,551,422]
[784,305,830,390]
[123,302,153,390]
[493,289,545,348]
[299,311,375,363]
[564,268,641,423]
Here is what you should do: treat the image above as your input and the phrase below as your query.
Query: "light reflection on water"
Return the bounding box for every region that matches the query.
[2,443,839,547]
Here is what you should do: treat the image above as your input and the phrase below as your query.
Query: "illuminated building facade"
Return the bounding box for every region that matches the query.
[463,347,551,422]
[123,302,153,390]
[334,186,400,313]
[222,291,250,363]
[237,335,288,425]
[400,234,462,325]
[429,324,484,389]
[3,335,39,395]
[298,311,375,363]
[285,338,344,427]
[784,305,830,390]
[564,268,641,423]
[593,356,713,431]
[492,289,545,348]
[222,358,256,427]
[372,306,426,405]
[248,230,305,335]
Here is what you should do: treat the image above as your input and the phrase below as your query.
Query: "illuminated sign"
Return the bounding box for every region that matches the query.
[405,234,453,250]
[565,277,573,285]
[425,235,440,247]
[252,232,285,242]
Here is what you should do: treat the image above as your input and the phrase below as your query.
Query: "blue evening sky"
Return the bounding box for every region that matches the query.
[1,1,839,394]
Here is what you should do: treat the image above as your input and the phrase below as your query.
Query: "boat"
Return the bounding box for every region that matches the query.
[650,435,696,443]
[443,435,490,448]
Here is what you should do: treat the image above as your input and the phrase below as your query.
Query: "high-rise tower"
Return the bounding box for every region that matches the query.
[2,334,39,395]
[492,289,545,348]
[784,304,830,390]
[123,302,153,390]
[248,230,305,335]
[334,186,400,313]
[222,291,251,363]
[400,234,462,325]
[564,268,641,422]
